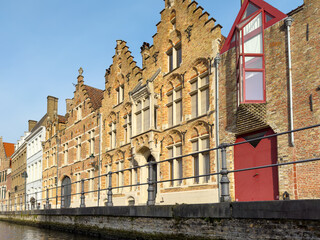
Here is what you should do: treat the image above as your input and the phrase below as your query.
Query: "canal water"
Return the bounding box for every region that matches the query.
[0,221,101,240]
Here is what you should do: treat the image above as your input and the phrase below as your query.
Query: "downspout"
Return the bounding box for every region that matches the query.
[98,113,102,206]
[56,135,59,208]
[214,54,221,200]
[285,17,294,146]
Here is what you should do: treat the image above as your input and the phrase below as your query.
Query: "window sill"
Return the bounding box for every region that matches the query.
[163,66,180,77]
[113,102,123,108]
[186,113,208,123]
[163,123,182,132]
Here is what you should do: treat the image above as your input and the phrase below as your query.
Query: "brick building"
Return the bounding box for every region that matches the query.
[43,71,103,208]
[99,0,223,206]
[219,0,320,201]
[0,137,14,211]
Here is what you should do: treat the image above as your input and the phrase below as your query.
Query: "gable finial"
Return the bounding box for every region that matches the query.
[78,67,84,76]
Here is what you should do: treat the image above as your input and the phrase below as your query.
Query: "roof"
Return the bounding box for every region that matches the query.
[3,142,14,158]
[220,0,287,54]
[58,115,67,123]
[83,85,104,111]
[30,114,47,133]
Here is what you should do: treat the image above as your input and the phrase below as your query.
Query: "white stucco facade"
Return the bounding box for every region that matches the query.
[26,126,45,209]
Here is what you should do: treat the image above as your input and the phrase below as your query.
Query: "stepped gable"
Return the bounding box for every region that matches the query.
[83,85,104,111]
[3,142,14,158]
[105,40,142,84]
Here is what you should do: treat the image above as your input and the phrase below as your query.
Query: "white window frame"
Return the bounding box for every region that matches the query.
[191,135,210,184]
[190,73,210,119]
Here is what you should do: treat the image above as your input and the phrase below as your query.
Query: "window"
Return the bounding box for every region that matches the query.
[190,74,209,118]
[88,131,95,155]
[63,143,68,165]
[167,87,182,127]
[76,137,81,161]
[76,105,82,121]
[135,97,151,135]
[167,143,183,186]
[237,11,265,103]
[192,136,210,184]
[123,114,132,144]
[116,85,124,104]
[88,170,94,198]
[109,122,116,149]
[167,43,182,72]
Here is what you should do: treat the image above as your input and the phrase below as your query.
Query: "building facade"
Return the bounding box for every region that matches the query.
[0,137,14,211]
[25,125,45,209]
[10,130,30,210]
[219,0,320,201]
[100,0,223,206]
[43,73,103,208]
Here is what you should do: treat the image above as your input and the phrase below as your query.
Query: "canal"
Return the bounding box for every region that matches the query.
[0,221,101,240]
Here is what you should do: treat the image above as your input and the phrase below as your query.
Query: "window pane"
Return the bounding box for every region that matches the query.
[244,32,263,54]
[266,13,274,22]
[136,112,142,133]
[168,147,173,158]
[242,3,260,20]
[144,108,150,130]
[175,145,182,156]
[245,71,264,101]
[201,88,209,115]
[136,102,142,111]
[177,47,182,67]
[175,89,182,99]
[176,100,182,124]
[201,75,209,87]
[168,93,173,103]
[191,81,198,91]
[168,52,173,71]
[201,138,209,150]
[245,56,263,69]
[204,154,210,183]
[192,140,199,152]
[194,156,199,183]
[243,14,262,54]
[144,97,150,107]
[178,159,183,184]
[168,105,173,127]
[191,94,198,118]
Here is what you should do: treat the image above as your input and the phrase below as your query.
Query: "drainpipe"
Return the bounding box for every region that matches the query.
[214,54,221,200]
[285,17,294,147]
[98,113,102,207]
[56,136,59,208]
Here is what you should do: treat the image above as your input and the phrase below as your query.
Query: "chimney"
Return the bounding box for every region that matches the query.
[28,120,38,132]
[66,99,73,113]
[47,96,58,119]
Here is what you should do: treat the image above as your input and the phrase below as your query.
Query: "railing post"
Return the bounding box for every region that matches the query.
[20,196,22,210]
[220,143,231,202]
[61,185,65,208]
[46,188,50,209]
[14,197,17,211]
[107,172,113,206]
[147,161,155,206]
[80,179,86,208]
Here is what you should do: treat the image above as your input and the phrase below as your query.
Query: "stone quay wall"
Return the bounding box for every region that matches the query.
[0,200,320,240]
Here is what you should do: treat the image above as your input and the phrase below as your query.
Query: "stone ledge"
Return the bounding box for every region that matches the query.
[2,200,320,220]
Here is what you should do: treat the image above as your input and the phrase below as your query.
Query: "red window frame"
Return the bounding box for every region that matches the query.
[237,9,266,104]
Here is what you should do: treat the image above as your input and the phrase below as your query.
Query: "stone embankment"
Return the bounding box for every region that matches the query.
[1,200,320,240]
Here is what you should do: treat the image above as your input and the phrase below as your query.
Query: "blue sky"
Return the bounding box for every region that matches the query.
[0,0,303,143]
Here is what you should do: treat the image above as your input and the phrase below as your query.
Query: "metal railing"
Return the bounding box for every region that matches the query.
[1,123,320,212]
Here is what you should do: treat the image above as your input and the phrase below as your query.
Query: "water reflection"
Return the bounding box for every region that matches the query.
[0,221,100,240]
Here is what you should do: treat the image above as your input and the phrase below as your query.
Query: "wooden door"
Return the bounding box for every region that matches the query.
[234,128,279,201]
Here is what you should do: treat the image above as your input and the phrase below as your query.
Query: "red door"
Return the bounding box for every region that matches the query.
[234,128,279,201]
